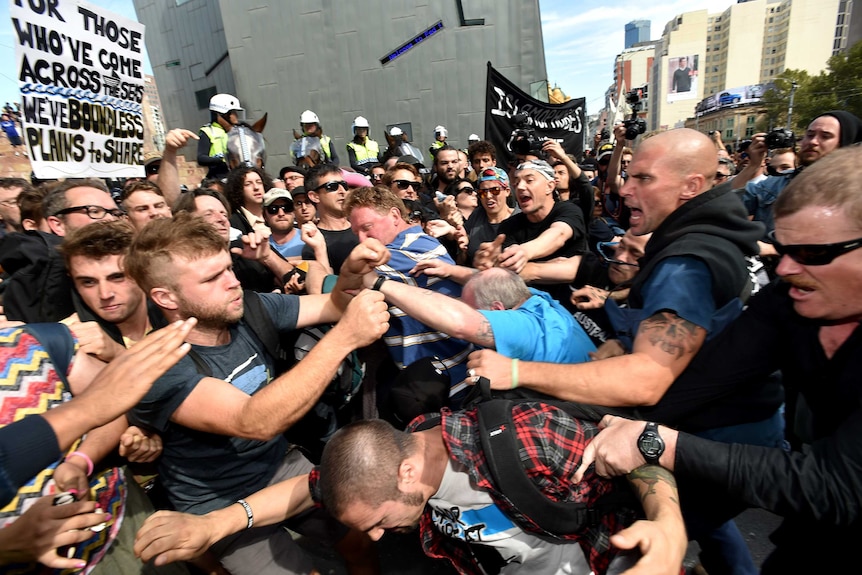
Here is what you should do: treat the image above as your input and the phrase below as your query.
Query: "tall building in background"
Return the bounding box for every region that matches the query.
[612,44,655,124]
[132,1,548,168]
[141,75,166,153]
[647,0,842,132]
[625,20,651,48]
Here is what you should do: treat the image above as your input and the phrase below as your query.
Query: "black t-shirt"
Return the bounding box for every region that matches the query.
[302,227,359,272]
[497,200,588,260]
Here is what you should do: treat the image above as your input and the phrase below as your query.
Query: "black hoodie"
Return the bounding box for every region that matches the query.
[628,182,764,311]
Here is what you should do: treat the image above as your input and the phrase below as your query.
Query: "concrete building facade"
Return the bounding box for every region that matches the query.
[646,0,842,132]
[132,1,547,170]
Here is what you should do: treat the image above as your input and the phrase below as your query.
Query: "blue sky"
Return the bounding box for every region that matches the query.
[0,0,733,115]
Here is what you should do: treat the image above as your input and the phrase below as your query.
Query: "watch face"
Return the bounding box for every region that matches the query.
[640,432,663,458]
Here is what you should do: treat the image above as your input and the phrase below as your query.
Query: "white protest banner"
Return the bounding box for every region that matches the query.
[11,0,146,178]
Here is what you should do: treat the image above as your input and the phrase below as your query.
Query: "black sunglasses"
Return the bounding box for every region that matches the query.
[715,172,729,181]
[266,202,294,214]
[767,230,862,266]
[456,186,476,194]
[394,179,422,191]
[597,242,640,267]
[314,180,347,192]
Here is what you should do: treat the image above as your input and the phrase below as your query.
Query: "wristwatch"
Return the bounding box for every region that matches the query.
[637,422,665,465]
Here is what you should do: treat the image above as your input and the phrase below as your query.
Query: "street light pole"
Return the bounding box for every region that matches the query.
[787,81,798,130]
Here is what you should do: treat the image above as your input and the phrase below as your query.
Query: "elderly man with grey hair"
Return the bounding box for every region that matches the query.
[363,265,595,367]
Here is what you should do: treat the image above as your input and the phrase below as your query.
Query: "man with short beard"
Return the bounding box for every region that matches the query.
[125,213,387,575]
[432,147,462,195]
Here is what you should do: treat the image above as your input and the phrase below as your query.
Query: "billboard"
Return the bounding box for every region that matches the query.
[666,54,699,103]
[694,83,772,117]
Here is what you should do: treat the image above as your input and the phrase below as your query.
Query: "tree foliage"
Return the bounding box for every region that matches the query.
[757,40,862,133]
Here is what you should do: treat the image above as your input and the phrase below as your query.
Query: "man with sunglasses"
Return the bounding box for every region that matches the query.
[262,189,303,259]
[301,164,358,272]
[576,147,862,574]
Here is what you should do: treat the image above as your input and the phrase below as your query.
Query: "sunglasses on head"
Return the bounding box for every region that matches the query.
[314,180,347,192]
[394,179,422,190]
[265,202,294,214]
[767,230,862,266]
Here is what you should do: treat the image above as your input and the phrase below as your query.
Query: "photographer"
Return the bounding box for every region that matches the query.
[543,139,593,222]
[738,111,862,243]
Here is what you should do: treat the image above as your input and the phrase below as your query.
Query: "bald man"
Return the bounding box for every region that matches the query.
[468,128,770,573]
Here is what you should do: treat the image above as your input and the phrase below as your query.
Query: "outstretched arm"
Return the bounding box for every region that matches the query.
[468,310,706,406]
[368,274,495,348]
[135,474,312,566]
[159,129,199,206]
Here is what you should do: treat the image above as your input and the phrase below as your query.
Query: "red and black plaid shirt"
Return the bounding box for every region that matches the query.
[310,402,637,575]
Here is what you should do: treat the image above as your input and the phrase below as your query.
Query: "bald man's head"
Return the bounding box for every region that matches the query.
[621,129,719,235]
[639,129,717,194]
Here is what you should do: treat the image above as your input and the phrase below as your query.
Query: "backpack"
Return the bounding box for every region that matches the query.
[459,379,636,536]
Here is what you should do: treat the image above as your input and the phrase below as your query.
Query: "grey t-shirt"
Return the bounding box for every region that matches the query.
[129,293,300,514]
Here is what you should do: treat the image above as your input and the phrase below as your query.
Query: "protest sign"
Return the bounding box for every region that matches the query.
[485,62,585,167]
[11,0,146,178]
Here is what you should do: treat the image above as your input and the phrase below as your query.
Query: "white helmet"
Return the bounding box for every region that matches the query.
[434,125,448,137]
[468,133,480,143]
[352,116,370,134]
[300,110,320,124]
[209,93,243,114]
[389,126,404,137]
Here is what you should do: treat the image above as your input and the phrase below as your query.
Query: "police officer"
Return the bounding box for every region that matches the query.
[345,116,380,175]
[197,93,243,179]
[295,110,339,165]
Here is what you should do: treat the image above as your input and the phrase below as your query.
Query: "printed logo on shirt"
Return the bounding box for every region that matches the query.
[431,504,515,543]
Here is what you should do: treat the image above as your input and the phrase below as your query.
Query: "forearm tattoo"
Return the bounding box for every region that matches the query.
[473,318,496,348]
[628,465,679,506]
[638,311,701,359]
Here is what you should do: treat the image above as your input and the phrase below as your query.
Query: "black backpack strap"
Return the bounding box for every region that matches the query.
[22,323,75,391]
[476,399,600,534]
[476,399,637,536]
[240,290,287,363]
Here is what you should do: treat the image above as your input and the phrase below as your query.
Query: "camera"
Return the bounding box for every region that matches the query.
[623,90,646,141]
[765,128,795,150]
[600,128,610,141]
[510,113,544,156]
[708,130,716,136]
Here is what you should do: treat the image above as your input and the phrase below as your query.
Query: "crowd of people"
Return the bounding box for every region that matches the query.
[0,92,861,575]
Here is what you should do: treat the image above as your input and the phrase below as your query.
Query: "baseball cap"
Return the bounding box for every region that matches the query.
[262,189,293,206]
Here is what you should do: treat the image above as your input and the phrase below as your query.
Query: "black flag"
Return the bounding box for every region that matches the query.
[484,62,585,167]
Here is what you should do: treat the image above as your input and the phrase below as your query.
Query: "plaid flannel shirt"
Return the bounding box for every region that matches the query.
[310,402,636,575]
